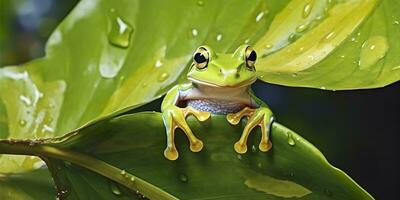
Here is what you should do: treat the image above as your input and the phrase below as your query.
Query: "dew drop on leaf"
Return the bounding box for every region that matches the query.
[18,119,26,127]
[287,132,296,146]
[392,65,400,71]
[188,28,199,39]
[323,31,336,41]
[110,182,122,196]
[255,11,265,22]
[216,33,223,41]
[120,169,126,176]
[197,0,204,7]
[288,33,300,42]
[178,173,188,183]
[295,24,308,33]
[302,1,314,18]
[158,72,169,82]
[155,60,163,68]
[19,95,32,106]
[251,145,257,153]
[358,36,389,70]
[108,16,133,48]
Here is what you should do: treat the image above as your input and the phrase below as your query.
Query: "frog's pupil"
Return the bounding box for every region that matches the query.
[194,53,207,63]
[248,51,257,62]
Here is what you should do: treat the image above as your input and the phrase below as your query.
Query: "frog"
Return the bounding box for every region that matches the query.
[161,45,274,160]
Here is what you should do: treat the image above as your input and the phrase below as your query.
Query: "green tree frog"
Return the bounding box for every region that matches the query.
[161,45,274,160]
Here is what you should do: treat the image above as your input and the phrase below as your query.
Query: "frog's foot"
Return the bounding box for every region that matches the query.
[163,106,211,160]
[227,107,274,154]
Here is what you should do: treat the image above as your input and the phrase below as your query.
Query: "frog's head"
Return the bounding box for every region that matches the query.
[187,45,257,88]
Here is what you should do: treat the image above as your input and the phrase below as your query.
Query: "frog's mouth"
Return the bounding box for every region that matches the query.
[188,77,257,88]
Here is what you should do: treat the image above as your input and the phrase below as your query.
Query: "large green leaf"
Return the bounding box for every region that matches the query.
[0,0,283,172]
[255,0,400,89]
[0,112,373,199]
[1,0,398,172]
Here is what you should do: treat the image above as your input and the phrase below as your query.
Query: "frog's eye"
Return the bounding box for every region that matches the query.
[245,46,257,70]
[193,47,209,69]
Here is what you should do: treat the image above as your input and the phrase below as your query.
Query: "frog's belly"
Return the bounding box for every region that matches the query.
[186,99,246,114]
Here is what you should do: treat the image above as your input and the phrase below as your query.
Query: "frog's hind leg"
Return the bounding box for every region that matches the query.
[163,106,210,160]
[227,107,273,154]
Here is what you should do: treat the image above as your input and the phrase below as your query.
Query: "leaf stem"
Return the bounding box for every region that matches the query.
[0,140,179,200]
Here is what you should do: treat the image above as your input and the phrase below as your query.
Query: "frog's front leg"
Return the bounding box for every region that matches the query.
[227,107,274,154]
[161,84,211,160]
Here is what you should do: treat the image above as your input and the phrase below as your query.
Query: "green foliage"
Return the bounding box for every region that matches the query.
[0,113,373,199]
[1,0,398,199]
[255,0,400,90]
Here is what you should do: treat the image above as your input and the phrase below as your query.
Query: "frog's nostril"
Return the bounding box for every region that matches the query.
[235,73,240,78]
[219,69,223,74]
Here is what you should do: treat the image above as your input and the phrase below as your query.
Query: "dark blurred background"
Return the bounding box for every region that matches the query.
[0,1,399,199]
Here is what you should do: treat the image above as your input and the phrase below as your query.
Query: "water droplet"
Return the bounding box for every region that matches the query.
[393,20,399,25]
[391,65,400,71]
[110,182,122,196]
[197,0,204,7]
[302,1,313,18]
[158,72,169,82]
[155,60,163,68]
[265,44,273,49]
[251,145,257,153]
[339,55,345,59]
[288,33,299,42]
[130,177,135,182]
[291,73,298,77]
[19,119,27,127]
[120,170,126,176]
[296,24,308,33]
[136,190,148,199]
[244,38,250,44]
[216,33,223,41]
[108,16,133,48]
[178,174,188,183]
[19,95,32,106]
[57,189,69,199]
[190,28,198,38]
[41,125,54,134]
[255,11,265,22]
[359,36,389,70]
[324,31,336,41]
[320,86,326,90]
[237,154,242,160]
[287,132,296,146]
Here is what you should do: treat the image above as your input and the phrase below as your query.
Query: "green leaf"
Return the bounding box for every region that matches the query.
[0,169,55,200]
[0,0,287,172]
[255,0,400,90]
[0,112,373,199]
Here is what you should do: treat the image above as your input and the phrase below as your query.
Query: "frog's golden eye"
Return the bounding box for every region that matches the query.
[245,46,257,71]
[193,47,209,69]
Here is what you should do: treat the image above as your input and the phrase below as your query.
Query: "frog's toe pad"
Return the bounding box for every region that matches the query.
[234,142,247,154]
[190,140,203,152]
[164,147,179,161]
[259,141,272,152]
